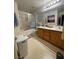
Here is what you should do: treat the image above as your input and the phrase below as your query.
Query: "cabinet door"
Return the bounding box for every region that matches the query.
[56,32,64,50]
[50,31,59,46]
[36,28,43,39]
[50,31,64,50]
[57,32,64,49]
[59,39,64,50]
[43,29,50,41]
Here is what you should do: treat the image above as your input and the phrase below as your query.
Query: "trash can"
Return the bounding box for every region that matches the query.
[56,52,64,59]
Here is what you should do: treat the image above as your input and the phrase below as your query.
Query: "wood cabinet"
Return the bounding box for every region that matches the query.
[36,28,43,39]
[43,29,50,42]
[36,28,64,50]
[50,31,64,49]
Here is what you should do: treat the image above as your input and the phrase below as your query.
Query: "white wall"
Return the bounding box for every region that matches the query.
[14,1,20,26]
[14,1,22,36]
[58,10,64,17]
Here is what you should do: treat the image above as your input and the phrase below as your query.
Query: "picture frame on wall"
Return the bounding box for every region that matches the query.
[47,15,55,23]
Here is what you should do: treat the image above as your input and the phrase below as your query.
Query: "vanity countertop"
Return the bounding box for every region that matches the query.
[37,26,63,32]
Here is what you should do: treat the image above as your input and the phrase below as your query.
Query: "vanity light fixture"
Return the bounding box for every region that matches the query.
[41,0,63,12]
[53,0,57,4]
[43,0,61,9]
[56,0,60,2]
[50,2,53,6]
[48,4,51,7]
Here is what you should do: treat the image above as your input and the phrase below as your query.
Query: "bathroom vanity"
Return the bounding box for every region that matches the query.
[36,26,64,50]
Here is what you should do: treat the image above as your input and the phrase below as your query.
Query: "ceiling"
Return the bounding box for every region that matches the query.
[16,0,52,13]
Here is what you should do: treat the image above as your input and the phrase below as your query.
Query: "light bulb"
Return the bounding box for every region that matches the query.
[53,1,56,4]
[50,2,53,5]
[56,0,60,2]
[48,4,50,6]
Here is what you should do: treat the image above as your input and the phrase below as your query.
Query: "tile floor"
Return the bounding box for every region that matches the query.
[24,37,56,59]
[34,36,64,55]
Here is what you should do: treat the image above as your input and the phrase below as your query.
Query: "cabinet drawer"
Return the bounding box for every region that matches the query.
[50,31,59,44]
[59,39,64,49]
